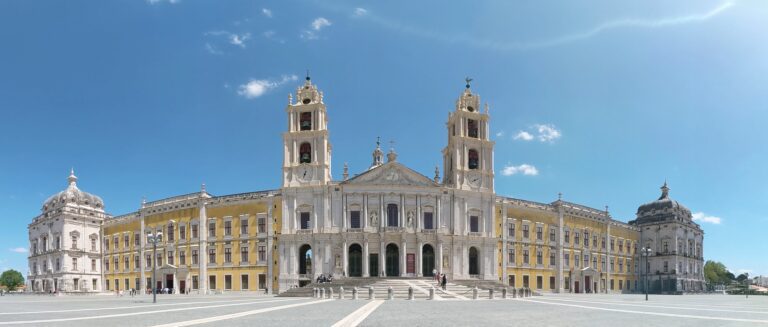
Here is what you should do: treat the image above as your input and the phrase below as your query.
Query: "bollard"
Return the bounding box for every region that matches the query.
[387,286,394,300]
[320,288,325,299]
[369,287,375,300]
[352,287,358,300]
[313,288,317,298]
[472,287,478,300]
[408,286,414,300]
[489,289,494,300]
[502,288,507,299]
[339,287,344,300]
[328,288,333,299]
[429,287,435,300]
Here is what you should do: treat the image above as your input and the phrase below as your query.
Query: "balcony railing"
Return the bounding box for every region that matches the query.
[384,227,403,232]
[346,228,363,233]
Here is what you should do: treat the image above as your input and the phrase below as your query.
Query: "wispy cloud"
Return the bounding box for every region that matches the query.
[501,164,539,176]
[262,8,273,18]
[353,8,368,17]
[204,31,251,53]
[301,17,332,40]
[495,130,505,138]
[147,0,179,4]
[350,2,734,51]
[229,33,250,48]
[10,247,28,253]
[205,43,222,55]
[692,212,722,224]
[237,75,299,99]
[513,124,561,143]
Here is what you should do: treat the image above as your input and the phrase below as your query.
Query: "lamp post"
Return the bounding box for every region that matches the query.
[147,231,163,303]
[641,247,652,301]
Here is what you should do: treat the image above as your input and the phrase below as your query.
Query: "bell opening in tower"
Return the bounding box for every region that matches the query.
[300,112,312,131]
[468,119,478,138]
[299,143,312,164]
[468,149,479,170]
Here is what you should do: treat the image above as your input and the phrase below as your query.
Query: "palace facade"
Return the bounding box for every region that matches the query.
[26,78,705,294]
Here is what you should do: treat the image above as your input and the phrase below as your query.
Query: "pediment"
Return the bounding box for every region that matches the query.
[344,162,436,187]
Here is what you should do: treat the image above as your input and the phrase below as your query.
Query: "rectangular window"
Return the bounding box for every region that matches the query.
[549,276,555,290]
[536,276,543,289]
[610,239,615,251]
[575,254,580,268]
[93,279,98,291]
[423,212,433,230]
[192,250,199,264]
[508,249,515,264]
[192,276,199,290]
[224,221,232,236]
[72,257,78,271]
[91,259,96,272]
[350,211,361,229]
[549,252,555,266]
[240,219,248,235]
[523,250,529,264]
[258,274,267,290]
[146,254,151,268]
[536,226,542,240]
[241,246,249,263]
[549,228,556,242]
[134,233,140,246]
[522,225,529,238]
[602,257,606,271]
[225,275,232,290]
[619,280,623,290]
[508,275,516,287]
[209,249,216,264]
[114,257,119,270]
[72,237,78,250]
[575,232,580,246]
[564,253,570,267]
[258,217,266,233]
[115,279,119,291]
[583,254,589,267]
[124,256,129,269]
[91,238,97,251]
[180,225,186,240]
[124,235,129,247]
[663,261,668,273]
[536,250,543,265]
[209,275,216,290]
[611,259,615,272]
[167,225,174,242]
[134,255,139,269]
[300,212,311,230]
[584,231,589,247]
[602,237,606,249]
[258,246,266,262]
[508,223,515,238]
[619,260,624,272]
[611,279,614,290]
[593,235,598,247]
[564,277,570,289]
[156,253,162,266]
[619,241,624,253]
[241,275,249,290]
[224,248,231,263]
[469,216,479,233]
[113,236,118,249]
[564,231,570,244]
[168,251,174,265]
[106,279,110,291]
[208,222,216,237]
[180,250,186,265]
[191,224,199,238]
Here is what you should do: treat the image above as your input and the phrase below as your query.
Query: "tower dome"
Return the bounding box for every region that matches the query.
[41,169,104,213]
[634,181,692,224]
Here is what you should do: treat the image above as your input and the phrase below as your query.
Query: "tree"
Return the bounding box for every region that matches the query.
[736,273,750,283]
[0,269,24,291]
[703,260,729,284]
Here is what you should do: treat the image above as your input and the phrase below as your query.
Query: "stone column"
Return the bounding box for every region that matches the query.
[436,196,441,231]
[173,272,179,294]
[363,194,368,230]
[199,201,208,295]
[380,241,386,277]
[400,240,407,277]
[342,194,347,230]
[363,240,369,277]
[417,241,423,277]
[606,223,611,293]
[438,240,444,274]
[416,195,421,231]
[556,203,564,293]
[139,208,146,293]
[342,240,348,277]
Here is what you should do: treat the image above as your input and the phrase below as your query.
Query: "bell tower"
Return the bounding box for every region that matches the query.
[442,78,494,192]
[282,75,332,187]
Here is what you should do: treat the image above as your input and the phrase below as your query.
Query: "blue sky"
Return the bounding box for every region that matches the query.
[1,0,766,277]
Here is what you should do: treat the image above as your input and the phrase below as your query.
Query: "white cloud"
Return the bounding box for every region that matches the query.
[513,131,534,141]
[263,30,275,38]
[353,8,368,17]
[262,8,272,18]
[350,2,733,51]
[229,33,250,48]
[692,212,722,224]
[147,0,179,4]
[501,164,539,176]
[205,43,222,55]
[238,75,299,99]
[10,247,28,253]
[312,17,332,31]
[534,124,562,142]
[495,130,505,138]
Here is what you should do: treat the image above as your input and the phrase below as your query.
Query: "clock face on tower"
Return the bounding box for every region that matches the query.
[467,172,482,189]
[297,165,313,182]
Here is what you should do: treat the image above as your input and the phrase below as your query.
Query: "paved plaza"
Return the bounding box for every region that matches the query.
[0,293,766,326]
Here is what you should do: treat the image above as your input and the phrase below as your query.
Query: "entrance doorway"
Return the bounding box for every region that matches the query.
[422,244,435,277]
[165,274,174,291]
[348,244,363,277]
[369,254,379,277]
[575,281,580,293]
[298,244,312,275]
[179,281,186,294]
[385,244,399,276]
[469,247,479,275]
[585,276,591,293]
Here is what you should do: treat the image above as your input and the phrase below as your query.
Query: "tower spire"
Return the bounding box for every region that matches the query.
[370,137,384,169]
[67,168,78,187]
[659,180,670,200]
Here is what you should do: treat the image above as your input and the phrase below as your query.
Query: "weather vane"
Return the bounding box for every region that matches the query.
[465,77,473,89]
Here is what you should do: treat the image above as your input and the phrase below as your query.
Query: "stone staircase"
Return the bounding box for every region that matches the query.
[277,277,378,297]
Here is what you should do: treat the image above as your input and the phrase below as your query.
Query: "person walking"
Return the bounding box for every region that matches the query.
[432,268,438,284]
[441,274,447,290]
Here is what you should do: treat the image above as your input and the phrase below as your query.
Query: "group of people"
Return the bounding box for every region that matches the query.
[315,274,334,284]
[433,269,447,290]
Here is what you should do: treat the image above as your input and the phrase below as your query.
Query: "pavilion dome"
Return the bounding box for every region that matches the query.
[42,169,104,212]
[634,181,692,224]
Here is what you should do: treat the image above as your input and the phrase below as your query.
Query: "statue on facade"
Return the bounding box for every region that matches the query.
[407,210,414,228]
[370,211,378,226]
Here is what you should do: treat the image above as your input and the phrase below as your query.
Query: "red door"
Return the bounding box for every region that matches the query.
[575,281,580,293]
[179,281,186,294]
[585,276,591,293]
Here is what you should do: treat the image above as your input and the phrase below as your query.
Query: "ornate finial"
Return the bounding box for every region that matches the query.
[371,137,384,168]
[659,181,670,199]
[465,77,473,89]
[434,166,440,183]
[201,183,207,194]
[288,93,293,105]
[386,140,397,162]
[558,192,562,201]
[141,196,147,208]
[67,168,78,186]
[376,136,381,147]
[343,163,349,181]
[484,103,489,114]
[388,140,396,152]
[306,69,311,81]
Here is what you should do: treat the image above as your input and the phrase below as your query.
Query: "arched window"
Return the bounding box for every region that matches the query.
[387,204,398,227]
[468,149,479,170]
[300,112,312,131]
[468,119,478,138]
[299,143,312,163]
